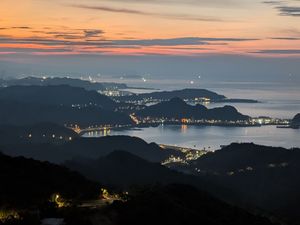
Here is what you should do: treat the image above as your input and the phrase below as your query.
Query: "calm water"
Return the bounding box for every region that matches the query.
[206,83,300,118]
[84,125,300,150]
[88,79,300,149]
[124,80,300,118]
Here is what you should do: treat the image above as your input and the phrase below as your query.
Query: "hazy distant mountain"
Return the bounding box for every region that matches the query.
[0,76,128,91]
[137,97,250,121]
[0,85,134,128]
[116,88,258,103]
[117,88,225,102]
[0,99,132,128]
[0,85,117,110]
[291,113,300,128]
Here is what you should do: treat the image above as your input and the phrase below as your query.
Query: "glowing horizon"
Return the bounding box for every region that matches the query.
[1,0,300,58]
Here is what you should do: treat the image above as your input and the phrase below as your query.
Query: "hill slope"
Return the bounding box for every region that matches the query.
[0,76,128,91]
[291,113,300,128]
[188,143,300,223]
[0,123,78,144]
[0,99,132,127]
[65,150,195,188]
[117,88,226,102]
[137,97,250,121]
[0,85,117,109]
[0,136,183,163]
[0,152,99,209]
[111,184,276,225]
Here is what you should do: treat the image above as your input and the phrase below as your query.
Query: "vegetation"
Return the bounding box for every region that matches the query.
[291,113,300,128]
[110,184,277,225]
[115,88,258,103]
[116,88,226,102]
[0,136,183,163]
[0,83,297,225]
[0,76,128,92]
[0,85,117,109]
[187,143,300,224]
[0,123,78,145]
[0,152,100,209]
[136,97,250,121]
[65,150,197,188]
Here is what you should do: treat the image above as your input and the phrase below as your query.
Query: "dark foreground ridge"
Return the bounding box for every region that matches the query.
[65,150,197,188]
[0,152,99,208]
[110,184,276,225]
[0,152,277,225]
[181,143,300,224]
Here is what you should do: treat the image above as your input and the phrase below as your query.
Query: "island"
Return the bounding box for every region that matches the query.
[0,76,128,91]
[115,88,259,105]
[133,97,252,126]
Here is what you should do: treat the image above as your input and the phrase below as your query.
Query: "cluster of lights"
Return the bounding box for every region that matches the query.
[123,97,211,105]
[160,144,208,166]
[67,124,131,136]
[0,210,20,222]
[27,133,73,141]
[71,102,98,109]
[250,117,290,125]
[50,193,69,208]
[136,116,251,126]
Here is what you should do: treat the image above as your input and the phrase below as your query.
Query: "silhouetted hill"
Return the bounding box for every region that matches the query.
[0,123,78,144]
[0,99,132,127]
[62,136,182,163]
[111,184,276,225]
[137,97,250,121]
[116,88,258,103]
[0,136,182,163]
[0,76,128,91]
[117,88,225,102]
[0,85,117,110]
[291,113,300,128]
[64,150,252,214]
[188,143,300,224]
[0,152,99,209]
[65,150,195,188]
[193,143,300,173]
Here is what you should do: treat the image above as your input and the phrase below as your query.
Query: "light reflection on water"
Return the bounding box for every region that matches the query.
[124,81,300,118]
[83,80,300,150]
[83,125,300,151]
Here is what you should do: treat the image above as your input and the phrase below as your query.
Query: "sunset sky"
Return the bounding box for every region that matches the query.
[1,0,300,81]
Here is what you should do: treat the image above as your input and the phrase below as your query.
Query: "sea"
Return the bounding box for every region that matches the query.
[84,79,300,150]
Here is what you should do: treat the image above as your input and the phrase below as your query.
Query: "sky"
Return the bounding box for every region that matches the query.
[0,0,300,82]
